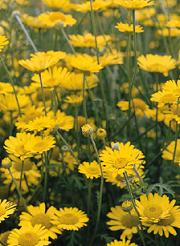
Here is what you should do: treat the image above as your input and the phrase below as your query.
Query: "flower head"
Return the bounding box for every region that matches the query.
[117,0,154,10]
[115,22,144,33]
[53,207,89,231]
[8,222,50,246]
[78,161,101,179]
[0,199,16,223]
[19,51,65,72]
[0,35,9,52]
[136,193,180,237]
[138,54,176,76]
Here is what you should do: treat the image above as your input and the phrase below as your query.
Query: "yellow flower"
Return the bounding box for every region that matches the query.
[69,32,112,49]
[115,22,144,33]
[81,124,94,137]
[151,80,180,105]
[157,28,180,37]
[19,51,66,72]
[38,11,76,28]
[7,222,50,246]
[4,133,55,160]
[99,49,123,66]
[0,199,16,223]
[0,94,29,112]
[138,54,176,76]
[117,0,154,10]
[0,82,13,95]
[96,128,107,139]
[32,66,71,89]
[60,72,99,91]
[53,207,89,231]
[78,161,101,179]
[162,140,180,165]
[107,239,137,246]
[42,0,73,11]
[0,231,10,245]
[136,193,180,237]
[64,94,83,105]
[75,0,111,13]
[66,53,103,73]
[1,157,41,193]
[107,205,140,239]
[19,203,61,239]
[0,35,9,52]
[100,142,145,176]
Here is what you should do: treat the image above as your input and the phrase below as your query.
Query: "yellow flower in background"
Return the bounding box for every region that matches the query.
[107,239,138,246]
[0,94,29,112]
[99,49,124,66]
[75,0,111,13]
[0,35,8,52]
[38,12,76,28]
[115,22,144,33]
[117,0,154,9]
[81,124,95,137]
[69,32,112,49]
[64,94,83,105]
[42,0,73,11]
[19,51,66,72]
[32,66,71,89]
[78,161,101,179]
[66,53,103,73]
[8,222,50,246]
[0,199,16,223]
[4,132,55,160]
[162,140,180,164]
[107,205,140,239]
[136,193,180,237]
[138,54,176,76]
[19,203,61,239]
[0,81,13,95]
[157,28,180,37]
[100,142,145,176]
[60,72,99,91]
[53,207,89,231]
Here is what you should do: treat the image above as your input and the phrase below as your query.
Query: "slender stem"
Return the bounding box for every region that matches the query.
[82,73,88,122]
[19,160,24,191]
[89,135,104,245]
[13,13,38,52]
[60,26,75,54]
[8,168,27,208]
[43,153,49,201]
[123,172,146,246]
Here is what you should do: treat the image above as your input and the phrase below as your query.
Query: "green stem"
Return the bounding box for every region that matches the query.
[123,172,146,246]
[60,26,75,54]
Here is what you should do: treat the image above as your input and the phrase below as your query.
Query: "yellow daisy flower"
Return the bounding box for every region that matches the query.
[78,161,101,179]
[107,205,140,239]
[107,239,138,246]
[19,51,66,73]
[0,35,9,52]
[0,82,13,95]
[53,207,89,231]
[0,199,16,223]
[138,54,176,76]
[136,193,180,237]
[7,222,50,246]
[100,142,145,176]
[117,0,154,10]
[66,53,103,73]
[42,0,73,11]
[19,203,61,239]
[162,140,180,164]
[115,22,144,33]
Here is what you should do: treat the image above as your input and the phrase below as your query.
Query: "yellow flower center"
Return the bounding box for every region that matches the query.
[0,205,6,217]
[121,214,139,228]
[31,213,52,229]
[13,160,33,172]
[114,156,128,169]
[59,213,79,225]
[144,204,162,220]
[18,232,39,246]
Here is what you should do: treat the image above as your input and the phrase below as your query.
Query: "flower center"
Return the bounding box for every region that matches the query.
[18,232,39,246]
[31,213,52,229]
[144,204,163,219]
[121,214,139,228]
[59,213,79,225]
